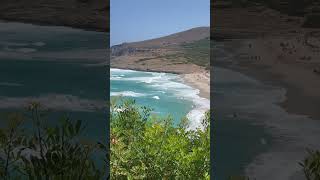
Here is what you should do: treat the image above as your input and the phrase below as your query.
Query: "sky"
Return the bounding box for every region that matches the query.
[110,0,210,46]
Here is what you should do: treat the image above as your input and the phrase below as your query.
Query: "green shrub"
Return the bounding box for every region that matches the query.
[300,149,320,180]
[110,98,210,179]
[0,102,107,179]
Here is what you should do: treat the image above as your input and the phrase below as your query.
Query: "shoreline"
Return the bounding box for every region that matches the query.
[214,36,320,179]
[180,72,210,100]
[110,67,210,100]
[111,67,210,130]
[215,35,320,120]
[211,4,320,178]
[215,65,314,179]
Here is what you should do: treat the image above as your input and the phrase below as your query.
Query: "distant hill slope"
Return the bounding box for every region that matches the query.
[111,27,210,73]
[111,27,210,57]
[127,27,210,48]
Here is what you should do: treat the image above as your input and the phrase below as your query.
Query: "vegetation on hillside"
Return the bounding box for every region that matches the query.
[110,98,210,179]
[180,38,210,70]
[133,38,210,70]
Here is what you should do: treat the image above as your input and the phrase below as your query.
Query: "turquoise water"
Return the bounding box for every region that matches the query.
[111,68,210,128]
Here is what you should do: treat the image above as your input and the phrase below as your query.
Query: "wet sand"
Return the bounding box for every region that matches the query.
[181,71,210,99]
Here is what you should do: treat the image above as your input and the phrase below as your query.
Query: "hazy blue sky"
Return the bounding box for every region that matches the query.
[111,0,210,45]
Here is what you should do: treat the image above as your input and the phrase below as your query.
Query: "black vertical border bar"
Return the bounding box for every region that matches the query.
[210,0,214,179]
[106,0,110,178]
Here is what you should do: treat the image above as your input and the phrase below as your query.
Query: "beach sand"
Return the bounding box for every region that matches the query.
[111,56,210,99]
[111,51,210,100]
[218,33,320,120]
[181,71,210,100]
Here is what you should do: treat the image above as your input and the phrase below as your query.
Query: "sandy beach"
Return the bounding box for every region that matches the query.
[111,60,210,100]
[181,71,210,99]
[222,35,320,120]
[111,57,210,100]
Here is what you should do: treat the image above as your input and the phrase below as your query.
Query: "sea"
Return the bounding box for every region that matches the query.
[110,68,210,129]
[0,22,109,169]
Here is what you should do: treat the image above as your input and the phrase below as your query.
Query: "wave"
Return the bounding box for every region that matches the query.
[110,75,123,80]
[149,76,209,130]
[110,68,210,130]
[186,98,210,131]
[111,68,135,74]
[111,91,146,97]
[152,96,160,100]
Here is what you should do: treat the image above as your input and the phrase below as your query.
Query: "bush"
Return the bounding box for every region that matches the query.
[0,102,107,179]
[110,98,210,179]
[300,149,320,180]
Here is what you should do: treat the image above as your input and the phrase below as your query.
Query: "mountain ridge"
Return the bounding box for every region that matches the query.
[111,26,209,57]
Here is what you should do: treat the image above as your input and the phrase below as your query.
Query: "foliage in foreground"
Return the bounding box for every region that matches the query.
[0,102,107,180]
[300,149,320,180]
[110,98,210,179]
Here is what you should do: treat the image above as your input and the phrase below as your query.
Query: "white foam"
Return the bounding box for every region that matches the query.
[110,68,135,74]
[110,75,123,80]
[111,91,145,97]
[110,68,210,130]
[186,107,208,130]
[152,96,160,100]
[117,75,171,84]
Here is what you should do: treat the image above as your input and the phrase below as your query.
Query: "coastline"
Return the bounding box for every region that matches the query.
[216,35,320,120]
[180,72,210,100]
[111,66,210,100]
[231,65,320,180]
[211,4,320,178]
[111,67,210,130]
[214,35,320,179]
